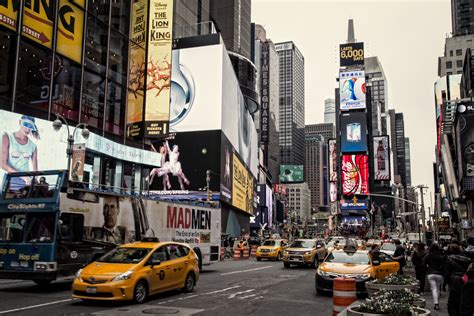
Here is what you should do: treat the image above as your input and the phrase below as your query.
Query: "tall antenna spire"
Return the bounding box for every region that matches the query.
[347,19,355,43]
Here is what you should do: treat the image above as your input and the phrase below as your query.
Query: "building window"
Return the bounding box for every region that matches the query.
[84,15,109,76]
[111,1,130,34]
[446,61,452,69]
[108,30,128,86]
[88,0,110,24]
[450,50,453,57]
[456,60,463,68]
[81,71,105,131]
[51,57,82,122]
[456,49,462,56]
[105,80,125,140]
[0,28,16,110]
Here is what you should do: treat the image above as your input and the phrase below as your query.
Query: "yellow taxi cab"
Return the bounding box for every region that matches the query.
[282,239,320,268]
[315,248,399,296]
[256,239,287,261]
[72,240,199,304]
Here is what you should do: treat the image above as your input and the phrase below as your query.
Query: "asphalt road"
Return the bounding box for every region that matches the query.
[0,259,334,316]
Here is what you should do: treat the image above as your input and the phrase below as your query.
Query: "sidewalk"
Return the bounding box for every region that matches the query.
[421,290,448,316]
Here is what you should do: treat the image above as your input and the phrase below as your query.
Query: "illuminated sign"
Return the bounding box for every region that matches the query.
[341,155,369,196]
[232,153,254,215]
[340,71,366,110]
[0,0,19,31]
[373,135,390,181]
[56,0,85,64]
[260,42,270,143]
[339,42,364,67]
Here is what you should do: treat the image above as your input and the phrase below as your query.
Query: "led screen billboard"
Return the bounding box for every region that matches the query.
[330,182,337,203]
[329,139,337,182]
[340,70,366,110]
[279,165,304,183]
[373,135,390,181]
[341,155,369,196]
[339,42,364,67]
[340,112,367,152]
[340,198,369,210]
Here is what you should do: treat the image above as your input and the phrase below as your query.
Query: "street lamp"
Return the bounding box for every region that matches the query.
[52,114,90,177]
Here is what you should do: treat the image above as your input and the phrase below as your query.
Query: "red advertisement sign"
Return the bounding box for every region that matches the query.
[341,155,369,196]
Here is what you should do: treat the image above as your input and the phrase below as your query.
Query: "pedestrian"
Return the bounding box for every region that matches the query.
[460,263,474,316]
[412,242,427,294]
[445,244,472,316]
[423,243,445,311]
[464,237,474,260]
[392,239,407,275]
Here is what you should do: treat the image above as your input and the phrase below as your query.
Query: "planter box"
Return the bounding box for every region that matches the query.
[347,305,430,316]
[365,281,419,296]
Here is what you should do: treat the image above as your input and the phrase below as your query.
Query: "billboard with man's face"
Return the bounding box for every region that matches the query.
[340,70,366,110]
[340,112,367,152]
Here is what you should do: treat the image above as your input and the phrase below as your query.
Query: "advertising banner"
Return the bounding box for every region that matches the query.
[340,112,367,152]
[273,184,287,195]
[340,70,366,110]
[340,198,369,210]
[0,0,19,31]
[341,154,369,196]
[330,182,337,203]
[144,0,174,137]
[339,42,364,67]
[329,139,337,182]
[373,135,390,181]
[220,132,233,204]
[70,143,85,182]
[22,0,54,48]
[279,165,304,183]
[56,0,84,64]
[232,153,254,215]
[127,0,148,139]
[260,42,270,143]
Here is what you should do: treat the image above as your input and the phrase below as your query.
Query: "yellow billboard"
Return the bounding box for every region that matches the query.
[144,0,174,138]
[22,0,54,48]
[56,0,84,64]
[126,0,148,139]
[0,0,19,31]
[232,153,254,215]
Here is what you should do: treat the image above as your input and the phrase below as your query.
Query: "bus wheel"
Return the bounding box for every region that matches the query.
[33,280,52,287]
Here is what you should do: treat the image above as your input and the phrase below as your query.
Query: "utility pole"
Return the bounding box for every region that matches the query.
[418,185,428,241]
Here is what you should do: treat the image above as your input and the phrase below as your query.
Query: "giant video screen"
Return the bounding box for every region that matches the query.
[340,112,368,153]
[341,154,369,196]
[339,70,366,110]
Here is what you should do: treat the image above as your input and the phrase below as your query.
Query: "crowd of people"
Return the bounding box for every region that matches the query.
[410,237,474,315]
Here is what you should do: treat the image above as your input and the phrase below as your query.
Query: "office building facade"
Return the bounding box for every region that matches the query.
[365,56,388,136]
[405,137,412,187]
[286,182,311,221]
[324,98,336,126]
[451,0,474,36]
[276,41,305,166]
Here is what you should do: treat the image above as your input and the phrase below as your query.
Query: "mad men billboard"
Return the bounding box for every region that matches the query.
[373,135,390,181]
[340,112,367,152]
[341,155,369,196]
[339,42,364,67]
[340,70,366,110]
[279,165,304,183]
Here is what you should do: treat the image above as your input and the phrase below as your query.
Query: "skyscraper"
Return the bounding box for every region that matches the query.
[405,137,412,187]
[451,0,474,36]
[276,41,305,166]
[389,110,408,187]
[173,0,211,37]
[324,98,336,126]
[365,56,388,136]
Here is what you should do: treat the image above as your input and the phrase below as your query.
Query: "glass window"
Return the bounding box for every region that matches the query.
[168,244,184,260]
[446,61,452,69]
[88,0,110,23]
[15,40,54,119]
[111,0,130,34]
[0,213,26,242]
[141,167,150,191]
[81,70,105,130]
[84,15,108,75]
[105,80,125,139]
[450,50,453,57]
[24,213,55,243]
[51,56,81,122]
[101,157,116,189]
[83,152,100,189]
[122,162,133,193]
[98,247,151,264]
[456,49,462,56]
[108,30,128,86]
[151,246,169,262]
[0,28,16,110]
[456,60,463,68]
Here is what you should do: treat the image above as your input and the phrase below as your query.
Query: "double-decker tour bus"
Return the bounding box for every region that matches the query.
[0,170,221,285]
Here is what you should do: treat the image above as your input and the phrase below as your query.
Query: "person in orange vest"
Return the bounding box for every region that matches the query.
[237,239,245,258]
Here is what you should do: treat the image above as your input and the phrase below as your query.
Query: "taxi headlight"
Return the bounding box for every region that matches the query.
[75,268,83,279]
[113,270,134,281]
[317,269,330,277]
[283,250,288,255]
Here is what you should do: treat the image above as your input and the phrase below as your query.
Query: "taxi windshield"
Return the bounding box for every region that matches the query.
[325,252,370,265]
[381,243,396,251]
[263,240,277,246]
[290,240,314,248]
[98,248,151,264]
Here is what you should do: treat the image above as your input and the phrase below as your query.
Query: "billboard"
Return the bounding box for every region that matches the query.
[260,42,270,143]
[279,165,304,183]
[340,198,369,210]
[126,0,148,139]
[330,182,337,203]
[341,155,369,196]
[144,0,174,137]
[339,42,364,67]
[329,139,337,182]
[340,112,367,152]
[169,43,258,177]
[21,0,54,48]
[340,70,366,110]
[232,153,254,215]
[56,1,85,64]
[0,0,18,31]
[373,135,390,181]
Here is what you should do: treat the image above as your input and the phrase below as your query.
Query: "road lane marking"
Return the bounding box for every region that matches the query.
[203,285,242,295]
[228,289,255,299]
[0,298,76,314]
[220,266,273,276]
[238,294,257,299]
[157,294,199,305]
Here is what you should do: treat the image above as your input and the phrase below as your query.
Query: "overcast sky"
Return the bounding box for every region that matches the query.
[253,0,451,207]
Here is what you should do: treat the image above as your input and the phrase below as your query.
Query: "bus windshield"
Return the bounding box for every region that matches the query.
[0,213,55,243]
[3,175,59,200]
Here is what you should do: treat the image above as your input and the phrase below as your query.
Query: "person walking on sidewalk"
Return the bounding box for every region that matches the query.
[464,237,474,260]
[423,243,445,311]
[445,244,472,316]
[392,239,407,275]
[460,263,474,316]
[412,242,427,294]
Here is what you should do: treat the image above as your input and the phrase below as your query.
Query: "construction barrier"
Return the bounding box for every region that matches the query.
[220,246,225,261]
[233,249,242,261]
[333,277,356,316]
[242,247,250,259]
[250,246,257,257]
